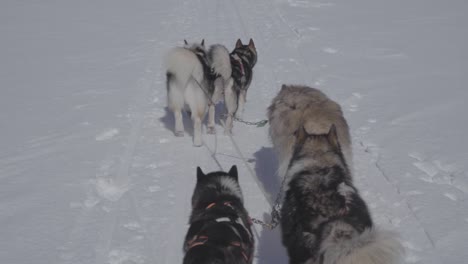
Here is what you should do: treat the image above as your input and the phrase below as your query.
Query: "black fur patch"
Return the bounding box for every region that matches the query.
[281,165,373,264]
[166,71,174,92]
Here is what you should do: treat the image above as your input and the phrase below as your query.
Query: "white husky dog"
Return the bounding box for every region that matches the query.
[206,44,233,134]
[165,40,211,147]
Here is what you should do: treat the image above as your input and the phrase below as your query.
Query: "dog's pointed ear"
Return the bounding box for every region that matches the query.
[327,124,340,150]
[184,39,188,45]
[228,165,238,181]
[196,167,204,181]
[248,38,256,50]
[236,39,243,48]
[295,125,308,144]
[201,39,205,47]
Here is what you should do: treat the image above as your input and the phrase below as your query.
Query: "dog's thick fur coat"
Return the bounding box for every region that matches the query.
[268,85,404,264]
[268,84,352,180]
[183,166,254,264]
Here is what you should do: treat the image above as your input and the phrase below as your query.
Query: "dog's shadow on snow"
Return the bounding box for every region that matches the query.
[252,147,288,263]
[159,105,226,136]
[253,147,280,200]
[159,107,194,136]
[254,212,288,264]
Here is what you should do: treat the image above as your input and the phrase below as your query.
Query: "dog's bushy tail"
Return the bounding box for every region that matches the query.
[319,224,404,264]
[183,246,224,264]
[208,45,232,80]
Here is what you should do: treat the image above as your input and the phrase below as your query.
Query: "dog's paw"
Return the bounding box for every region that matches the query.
[224,129,232,136]
[174,131,184,137]
[193,141,203,147]
[207,127,216,134]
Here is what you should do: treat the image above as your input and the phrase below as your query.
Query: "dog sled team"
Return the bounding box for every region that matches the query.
[164,40,404,263]
[165,38,257,146]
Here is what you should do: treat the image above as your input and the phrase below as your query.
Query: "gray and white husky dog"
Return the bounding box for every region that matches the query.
[268,85,403,264]
[183,166,254,264]
[165,40,215,146]
[207,39,258,134]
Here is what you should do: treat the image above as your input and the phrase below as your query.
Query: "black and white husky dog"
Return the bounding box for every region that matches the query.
[207,39,257,134]
[183,166,254,264]
[268,85,403,264]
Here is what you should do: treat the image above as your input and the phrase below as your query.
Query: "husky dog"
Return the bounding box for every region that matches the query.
[206,44,233,134]
[165,39,216,146]
[183,166,254,264]
[224,39,258,133]
[267,84,353,180]
[205,39,257,134]
[268,85,403,264]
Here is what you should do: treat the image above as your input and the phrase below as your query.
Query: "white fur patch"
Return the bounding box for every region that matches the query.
[215,217,231,223]
[209,45,232,79]
[338,182,355,196]
[286,160,307,179]
[218,176,243,202]
[321,227,404,264]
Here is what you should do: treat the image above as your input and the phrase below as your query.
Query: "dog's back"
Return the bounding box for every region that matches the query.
[183,166,254,264]
[267,84,352,177]
[165,47,204,90]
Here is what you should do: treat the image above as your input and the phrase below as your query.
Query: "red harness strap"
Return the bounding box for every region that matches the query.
[187,235,209,249]
[230,241,251,262]
[185,201,252,262]
[232,54,246,77]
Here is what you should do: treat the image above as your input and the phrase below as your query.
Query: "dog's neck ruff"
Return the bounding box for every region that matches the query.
[186,201,253,262]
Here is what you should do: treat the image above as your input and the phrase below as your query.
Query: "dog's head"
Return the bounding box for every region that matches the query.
[183,39,207,57]
[232,38,257,67]
[292,125,348,172]
[191,166,243,208]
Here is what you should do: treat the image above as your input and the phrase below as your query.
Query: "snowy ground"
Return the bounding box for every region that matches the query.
[1,0,467,263]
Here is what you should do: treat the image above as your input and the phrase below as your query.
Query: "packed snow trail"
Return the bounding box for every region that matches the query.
[1,0,467,264]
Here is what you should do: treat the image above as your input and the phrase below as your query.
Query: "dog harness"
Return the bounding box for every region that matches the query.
[230,53,247,85]
[186,201,254,263]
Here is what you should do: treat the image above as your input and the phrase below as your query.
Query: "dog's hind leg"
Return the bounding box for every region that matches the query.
[207,78,224,134]
[223,79,236,134]
[173,110,184,137]
[192,113,203,147]
[207,104,216,134]
[236,89,247,119]
[167,72,185,136]
[186,80,207,146]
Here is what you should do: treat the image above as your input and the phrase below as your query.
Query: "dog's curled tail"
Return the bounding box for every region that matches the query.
[320,225,404,264]
[208,44,232,80]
